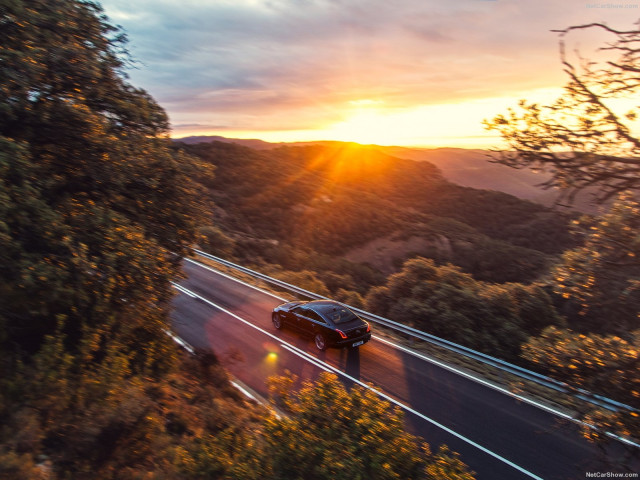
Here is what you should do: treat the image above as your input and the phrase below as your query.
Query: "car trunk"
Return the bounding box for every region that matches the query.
[339,318,368,339]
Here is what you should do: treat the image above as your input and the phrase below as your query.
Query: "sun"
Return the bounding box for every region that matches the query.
[183,88,574,149]
[322,91,565,148]
[328,111,396,145]
[324,101,404,145]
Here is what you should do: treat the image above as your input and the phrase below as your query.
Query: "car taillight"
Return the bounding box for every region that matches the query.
[336,329,347,339]
[366,322,370,333]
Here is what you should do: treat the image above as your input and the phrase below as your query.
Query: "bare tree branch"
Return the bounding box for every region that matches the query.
[485,20,640,205]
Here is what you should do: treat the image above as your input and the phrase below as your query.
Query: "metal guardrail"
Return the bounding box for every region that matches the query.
[191,249,636,415]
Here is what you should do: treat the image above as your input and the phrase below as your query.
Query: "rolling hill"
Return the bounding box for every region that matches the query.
[176,135,601,213]
[176,139,577,286]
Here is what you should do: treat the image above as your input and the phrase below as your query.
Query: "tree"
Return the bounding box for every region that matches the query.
[487,19,640,451]
[249,372,475,480]
[334,288,365,308]
[553,192,640,333]
[522,326,639,466]
[0,0,212,362]
[365,257,561,361]
[198,225,236,257]
[485,21,640,204]
[0,2,217,474]
[274,269,331,297]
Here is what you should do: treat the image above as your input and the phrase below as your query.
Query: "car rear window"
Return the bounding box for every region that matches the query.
[314,304,358,324]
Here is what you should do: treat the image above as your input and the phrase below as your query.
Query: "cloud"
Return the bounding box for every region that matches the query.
[99,0,640,144]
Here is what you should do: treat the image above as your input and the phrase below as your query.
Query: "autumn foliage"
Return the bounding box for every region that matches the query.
[489,19,640,451]
[0,1,476,478]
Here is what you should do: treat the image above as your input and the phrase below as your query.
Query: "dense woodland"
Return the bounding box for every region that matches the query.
[181,114,639,450]
[1,0,638,476]
[179,140,577,360]
[0,1,475,478]
[185,140,578,284]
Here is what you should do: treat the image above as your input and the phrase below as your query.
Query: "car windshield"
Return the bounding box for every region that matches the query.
[314,304,358,324]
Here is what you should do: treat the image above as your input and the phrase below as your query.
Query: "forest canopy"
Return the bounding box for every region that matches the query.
[0,2,474,477]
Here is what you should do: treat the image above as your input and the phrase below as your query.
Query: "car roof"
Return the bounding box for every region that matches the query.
[306,300,357,319]
[305,300,342,312]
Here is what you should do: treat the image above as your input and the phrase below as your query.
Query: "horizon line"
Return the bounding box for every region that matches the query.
[170,134,499,151]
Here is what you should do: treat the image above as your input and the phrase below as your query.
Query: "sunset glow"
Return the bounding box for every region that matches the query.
[176,88,570,148]
[99,0,640,148]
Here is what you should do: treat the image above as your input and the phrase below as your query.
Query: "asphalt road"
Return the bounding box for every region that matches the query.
[171,258,639,480]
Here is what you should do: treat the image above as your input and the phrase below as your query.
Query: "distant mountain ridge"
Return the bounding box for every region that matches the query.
[175,135,600,213]
[175,135,275,150]
[177,140,577,285]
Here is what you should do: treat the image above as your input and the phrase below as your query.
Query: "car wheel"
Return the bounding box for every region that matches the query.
[272,313,283,330]
[314,333,327,351]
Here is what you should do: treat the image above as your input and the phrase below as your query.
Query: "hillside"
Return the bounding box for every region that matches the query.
[177,135,603,213]
[0,4,480,477]
[381,147,553,201]
[380,147,604,214]
[177,140,577,286]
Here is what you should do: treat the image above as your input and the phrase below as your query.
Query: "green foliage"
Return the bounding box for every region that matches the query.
[248,372,475,480]
[553,193,640,334]
[0,450,48,480]
[181,141,574,285]
[366,257,561,361]
[198,225,236,257]
[0,2,243,477]
[232,238,385,293]
[273,269,331,297]
[486,19,640,453]
[523,327,639,448]
[0,347,265,479]
[417,187,576,255]
[0,0,212,362]
[414,216,555,283]
[334,288,365,308]
[425,445,476,480]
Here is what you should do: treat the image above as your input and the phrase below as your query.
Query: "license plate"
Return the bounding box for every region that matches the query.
[352,340,364,347]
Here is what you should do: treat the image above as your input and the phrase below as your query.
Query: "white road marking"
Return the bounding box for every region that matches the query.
[181,260,570,415]
[373,335,574,421]
[281,343,544,480]
[230,380,259,402]
[172,283,197,298]
[178,260,640,449]
[165,329,195,354]
[172,283,544,480]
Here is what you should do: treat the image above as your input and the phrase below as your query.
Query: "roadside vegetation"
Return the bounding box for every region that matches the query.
[187,20,640,458]
[485,20,640,457]
[0,1,474,477]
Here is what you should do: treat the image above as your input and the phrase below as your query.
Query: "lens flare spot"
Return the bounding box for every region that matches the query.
[266,351,278,362]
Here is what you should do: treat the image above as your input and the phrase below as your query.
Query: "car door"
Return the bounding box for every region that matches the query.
[303,309,329,337]
[295,307,316,335]
[288,306,307,332]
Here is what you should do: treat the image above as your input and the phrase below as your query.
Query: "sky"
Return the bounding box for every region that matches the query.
[99,0,639,148]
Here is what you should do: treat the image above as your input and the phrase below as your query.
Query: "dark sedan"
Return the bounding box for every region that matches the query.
[272,300,371,351]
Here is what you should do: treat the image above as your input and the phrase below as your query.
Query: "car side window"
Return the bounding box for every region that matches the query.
[305,310,326,324]
[291,306,306,315]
